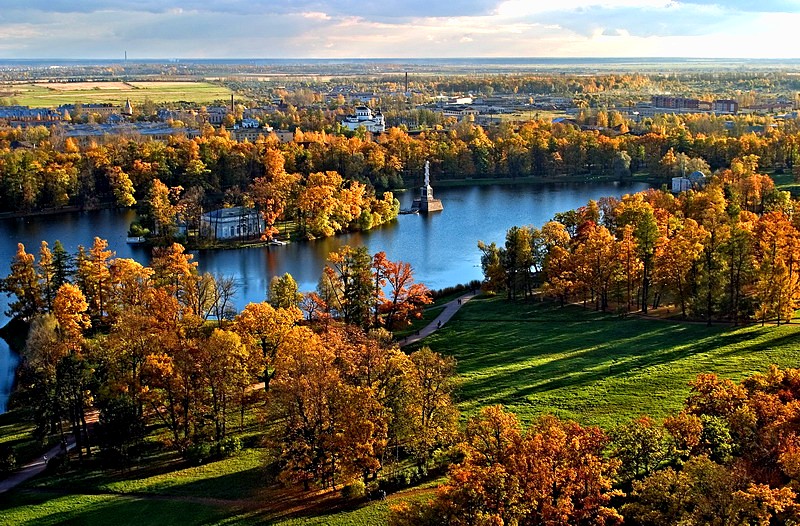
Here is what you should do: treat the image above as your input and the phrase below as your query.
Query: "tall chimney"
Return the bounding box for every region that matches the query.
[405,72,409,94]
[231,94,234,113]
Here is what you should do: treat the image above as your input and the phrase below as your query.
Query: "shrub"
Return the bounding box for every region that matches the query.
[217,436,242,458]
[0,443,16,475]
[342,479,366,499]
[184,442,214,465]
[184,437,243,465]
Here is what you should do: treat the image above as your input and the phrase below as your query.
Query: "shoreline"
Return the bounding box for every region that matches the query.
[0,174,662,222]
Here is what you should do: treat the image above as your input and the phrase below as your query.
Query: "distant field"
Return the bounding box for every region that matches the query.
[413,296,800,429]
[0,81,232,107]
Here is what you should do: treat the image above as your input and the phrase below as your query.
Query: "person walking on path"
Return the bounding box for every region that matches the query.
[400,291,478,348]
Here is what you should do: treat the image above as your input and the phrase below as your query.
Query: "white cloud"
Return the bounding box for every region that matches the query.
[0,1,796,58]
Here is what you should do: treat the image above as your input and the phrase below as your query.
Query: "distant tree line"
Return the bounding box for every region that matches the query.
[3,113,800,218]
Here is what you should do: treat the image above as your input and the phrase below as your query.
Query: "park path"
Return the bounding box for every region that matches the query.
[399,291,478,348]
[0,410,98,494]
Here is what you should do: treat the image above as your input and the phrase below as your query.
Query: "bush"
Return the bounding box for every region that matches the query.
[430,280,482,301]
[184,437,242,465]
[342,479,366,499]
[0,443,16,475]
[217,436,242,458]
[184,442,214,465]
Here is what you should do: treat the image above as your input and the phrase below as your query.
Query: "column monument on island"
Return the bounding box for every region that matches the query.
[411,161,443,213]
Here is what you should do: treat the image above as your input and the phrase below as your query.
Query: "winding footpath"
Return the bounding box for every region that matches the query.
[399,291,478,348]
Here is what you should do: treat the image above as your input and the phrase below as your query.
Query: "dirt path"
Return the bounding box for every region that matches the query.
[399,291,478,348]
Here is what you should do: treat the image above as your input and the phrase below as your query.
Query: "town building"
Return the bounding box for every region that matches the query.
[713,99,739,114]
[671,171,707,193]
[200,207,264,240]
[340,106,385,133]
[0,106,64,123]
[60,122,200,145]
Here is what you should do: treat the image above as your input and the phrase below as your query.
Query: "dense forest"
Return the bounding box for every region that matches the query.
[480,162,798,325]
[2,112,800,220]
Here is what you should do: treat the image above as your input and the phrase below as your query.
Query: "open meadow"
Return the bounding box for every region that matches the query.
[412,295,800,429]
[0,81,232,107]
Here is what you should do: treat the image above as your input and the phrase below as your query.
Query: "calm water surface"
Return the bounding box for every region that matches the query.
[0,181,648,412]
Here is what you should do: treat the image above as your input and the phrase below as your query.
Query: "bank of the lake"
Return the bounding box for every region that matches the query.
[0,180,649,413]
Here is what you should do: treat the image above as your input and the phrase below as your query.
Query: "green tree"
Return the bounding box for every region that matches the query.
[268,273,302,309]
[319,245,374,327]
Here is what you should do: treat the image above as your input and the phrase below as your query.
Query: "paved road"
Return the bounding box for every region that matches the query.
[0,439,70,494]
[0,410,98,495]
[399,291,478,348]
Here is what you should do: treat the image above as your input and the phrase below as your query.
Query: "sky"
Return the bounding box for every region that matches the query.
[1,1,799,59]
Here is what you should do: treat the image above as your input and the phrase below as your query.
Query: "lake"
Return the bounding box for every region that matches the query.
[0,180,648,412]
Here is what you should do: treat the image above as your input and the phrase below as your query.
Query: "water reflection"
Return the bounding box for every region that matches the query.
[0,181,649,412]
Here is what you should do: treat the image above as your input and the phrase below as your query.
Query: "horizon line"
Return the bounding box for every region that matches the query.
[2,56,800,62]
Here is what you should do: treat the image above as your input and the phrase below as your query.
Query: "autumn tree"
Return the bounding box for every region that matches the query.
[573,222,620,311]
[391,406,622,526]
[616,196,659,313]
[150,243,199,311]
[401,347,459,463]
[373,251,432,329]
[267,326,386,489]
[52,283,90,348]
[37,241,56,311]
[652,218,708,317]
[623,457,797,525]
[76,237,113,323]
[233,301,302,391]
[145,178,181,238]
[198,329,251,441]
[19,314,68,439]
[1,243,42,319]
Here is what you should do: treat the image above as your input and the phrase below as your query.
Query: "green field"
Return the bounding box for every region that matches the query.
[0,81,233,107]
[412,295,800,429]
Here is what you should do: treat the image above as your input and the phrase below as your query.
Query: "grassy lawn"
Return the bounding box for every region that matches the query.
[2,81,232,107]
[771,172,800,197]
[411,295,800,429]
[0,491,235,526]
[29,448,268,501]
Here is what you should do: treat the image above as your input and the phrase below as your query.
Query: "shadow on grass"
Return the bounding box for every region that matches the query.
[422,298,800,419]
[136,465,267,501]
[0,490,233,526]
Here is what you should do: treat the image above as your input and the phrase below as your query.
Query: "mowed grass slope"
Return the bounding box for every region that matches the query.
[2,81,232,107]
[415,295,800,429]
